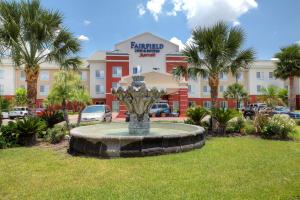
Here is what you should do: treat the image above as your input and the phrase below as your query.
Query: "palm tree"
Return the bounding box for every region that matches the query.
[258,85,285,108]
[0,0,81,114]
[223,83,248,110]
[173,22,255,129]
[274,44,300,111]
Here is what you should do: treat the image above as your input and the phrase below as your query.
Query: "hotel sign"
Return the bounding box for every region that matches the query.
[130,42,164,57]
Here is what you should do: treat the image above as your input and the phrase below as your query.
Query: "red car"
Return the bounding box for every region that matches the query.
[35,108,46,117]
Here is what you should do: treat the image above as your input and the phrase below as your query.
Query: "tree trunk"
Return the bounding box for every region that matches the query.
[77,108,83,127]
[62,99,70,131]
[25,65,39,115]
[236,99,240,110]
[209,73,219,132]
[0,113,2,127]
[289,76,296,111]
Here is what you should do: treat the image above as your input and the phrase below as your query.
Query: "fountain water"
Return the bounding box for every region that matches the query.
[112,75,164,135]
[69,75,205,158]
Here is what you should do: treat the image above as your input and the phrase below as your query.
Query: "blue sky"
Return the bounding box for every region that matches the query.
[41,0,300,60]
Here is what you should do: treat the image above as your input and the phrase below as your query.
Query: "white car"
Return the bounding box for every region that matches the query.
[9,107,29,119]
[1,112,9,119]
[81,105,112,122]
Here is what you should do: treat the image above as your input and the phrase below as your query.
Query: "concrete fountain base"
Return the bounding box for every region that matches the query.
[69,123,205,158]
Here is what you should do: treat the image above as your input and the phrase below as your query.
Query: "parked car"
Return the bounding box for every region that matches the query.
[272,106,290,115]
[289,111,300,119]
[35,108,46,117]
[80,105,112,122]
[9,107,28,119]
[149,103,170,117]
[1,111,9,119]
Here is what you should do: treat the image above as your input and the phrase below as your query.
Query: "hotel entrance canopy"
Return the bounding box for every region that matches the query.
[119,71,188,94]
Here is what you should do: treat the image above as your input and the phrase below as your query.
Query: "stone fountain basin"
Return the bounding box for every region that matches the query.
[69,123,205,158]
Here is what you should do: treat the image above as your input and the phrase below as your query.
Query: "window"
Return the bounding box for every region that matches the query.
[256,72,264,80]
[203,85,210,95]
[39,85,49,96]
[237,101,244,109]
[173,101,179,112]
[220,85,226,92]
[112,101,119,112]
[20,70,25,81]
[269,72,274,79]
[202,73,208,80]
[95,70,104,79]
[236,72,243,81]
[0,85,4,95]
[112,82,119,90]
[203,101,211,109]
[133,67,138,74]
[219,72,227,80]
[133,66,142,74]
[0,70,4,79]
[285,85,288,90]
[112,66,122,78]
[79,71,87,81]
[257,85,262,93]
[39,71,49,81]
[95,85,105,94]
[188,84,194,94]
[220,101,228,109]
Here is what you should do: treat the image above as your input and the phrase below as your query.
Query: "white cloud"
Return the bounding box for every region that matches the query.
[78,35,89,41]
[83,20,91,26]
[233,20,241,26]
[138,0,256,27]
[146,0,166,21]
[137,4,146,16]
[170,0,257,28]
[170,37,185,51]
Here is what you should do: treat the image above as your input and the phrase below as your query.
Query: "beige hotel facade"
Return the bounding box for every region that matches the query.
[0,32,299,115]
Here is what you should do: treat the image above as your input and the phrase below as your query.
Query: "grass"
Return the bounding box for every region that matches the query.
[1,137,300,199]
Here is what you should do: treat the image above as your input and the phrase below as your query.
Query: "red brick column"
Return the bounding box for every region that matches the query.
[117,103,127,118]
[179,88,188,117]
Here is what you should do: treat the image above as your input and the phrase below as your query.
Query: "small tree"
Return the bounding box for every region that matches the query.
[71,86,91,126]
[46,71,83,130]
[223,83,248,110]
[211,108,239,135]
[258,85,285,108]
[0,96,10,126]
[15,88,28,106]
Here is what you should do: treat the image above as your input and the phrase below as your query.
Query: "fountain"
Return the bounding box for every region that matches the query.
[112,75,164,135]
[69,75,205,158]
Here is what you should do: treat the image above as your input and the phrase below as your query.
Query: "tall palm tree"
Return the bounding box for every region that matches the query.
[0,0,81,113]
[258,85,285,108]
[173,22,255,128]
[274,44,300,111]
[223,83,248,110]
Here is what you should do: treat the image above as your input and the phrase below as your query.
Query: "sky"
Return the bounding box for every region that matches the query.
[41,0,300,60]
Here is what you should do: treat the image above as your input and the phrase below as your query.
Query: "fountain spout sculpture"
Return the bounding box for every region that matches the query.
[112,75,165,135]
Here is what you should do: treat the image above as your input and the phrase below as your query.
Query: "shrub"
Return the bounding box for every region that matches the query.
[46,126,66,144]
[294,119,300,126]
[227,116,246,133]
[211,108,240,135]
[254,113,270,133]
[15,117,46,146]
[261,114,296,139]
[244,123,256,135]
[0,121,18,148]
[186,107,209,126]
[41,110,64,128]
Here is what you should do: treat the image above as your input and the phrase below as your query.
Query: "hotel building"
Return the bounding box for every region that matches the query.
[0,32,299,116]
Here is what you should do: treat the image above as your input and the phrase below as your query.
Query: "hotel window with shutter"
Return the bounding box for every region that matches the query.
[112,66,122,78]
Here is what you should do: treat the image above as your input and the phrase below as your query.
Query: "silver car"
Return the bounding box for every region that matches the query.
[81,105,112,122]
[9,107,29,119]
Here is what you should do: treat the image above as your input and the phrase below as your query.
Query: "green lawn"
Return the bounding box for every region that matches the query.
[1,137,300,199]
